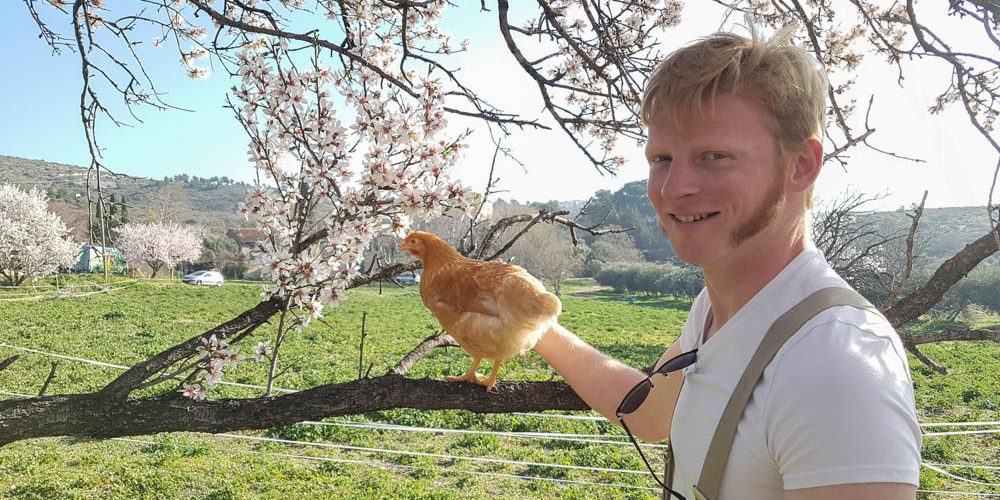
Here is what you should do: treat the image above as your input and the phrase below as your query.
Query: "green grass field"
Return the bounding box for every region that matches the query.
[0,276,997,499]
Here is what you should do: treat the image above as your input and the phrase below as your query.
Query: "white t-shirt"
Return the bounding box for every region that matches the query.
[668,247,922,499]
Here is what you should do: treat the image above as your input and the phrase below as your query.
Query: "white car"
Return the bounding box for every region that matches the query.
[395,272,421,285]
[182,270,224,287]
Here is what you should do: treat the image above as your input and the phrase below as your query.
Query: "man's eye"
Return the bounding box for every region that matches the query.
[702,152,728,161]
[648,155,672,166]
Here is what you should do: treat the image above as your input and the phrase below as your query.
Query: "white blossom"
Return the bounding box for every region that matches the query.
[0,184,79,286]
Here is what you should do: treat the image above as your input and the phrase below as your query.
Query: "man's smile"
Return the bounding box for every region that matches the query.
[671,212,720,223]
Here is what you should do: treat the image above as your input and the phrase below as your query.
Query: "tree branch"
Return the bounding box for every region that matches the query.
[882,191,927,309]
[0,376,587,446]
[389,332,457,376]
[100,298,281,400]
[906,326,1000,345]
[885,227,1000,327]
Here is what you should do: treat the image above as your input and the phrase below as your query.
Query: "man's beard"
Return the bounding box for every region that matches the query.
[730,167,786,246]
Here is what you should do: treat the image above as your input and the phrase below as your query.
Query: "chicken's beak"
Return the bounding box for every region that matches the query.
[400,240,412,254]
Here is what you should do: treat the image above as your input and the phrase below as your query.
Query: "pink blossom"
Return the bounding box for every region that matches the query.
[252,341,272,361]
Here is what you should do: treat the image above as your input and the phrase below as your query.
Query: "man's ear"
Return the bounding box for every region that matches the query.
[787,138,823,193]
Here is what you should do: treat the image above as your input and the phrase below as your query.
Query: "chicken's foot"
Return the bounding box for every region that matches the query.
[446,357,488,385]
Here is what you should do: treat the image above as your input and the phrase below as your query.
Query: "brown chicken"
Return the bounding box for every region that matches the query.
[400,231,562,391]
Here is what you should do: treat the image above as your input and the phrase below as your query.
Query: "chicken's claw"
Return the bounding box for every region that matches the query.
[445,373,490,385]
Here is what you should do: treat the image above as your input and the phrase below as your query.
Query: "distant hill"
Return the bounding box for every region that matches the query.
[859,205,998,265]
[0,155,250,236]
[568,179,995,266]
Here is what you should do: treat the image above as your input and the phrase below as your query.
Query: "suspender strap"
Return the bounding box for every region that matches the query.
[693,287,878,500]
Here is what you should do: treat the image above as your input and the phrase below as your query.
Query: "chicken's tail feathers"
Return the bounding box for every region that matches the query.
[498,274,562,325]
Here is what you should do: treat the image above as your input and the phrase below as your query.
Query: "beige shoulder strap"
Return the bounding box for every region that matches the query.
[692,287,878,500]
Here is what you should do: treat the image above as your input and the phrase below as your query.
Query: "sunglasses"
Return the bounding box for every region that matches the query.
[615,348,698,500]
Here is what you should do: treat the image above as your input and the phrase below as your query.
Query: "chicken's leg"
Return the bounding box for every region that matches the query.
[446,357,488,384]
[482,360,503,392]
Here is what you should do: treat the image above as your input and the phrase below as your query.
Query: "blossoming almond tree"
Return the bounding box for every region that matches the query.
[0,184,79,286]
[116,222,203,278]
[1,0,998,445]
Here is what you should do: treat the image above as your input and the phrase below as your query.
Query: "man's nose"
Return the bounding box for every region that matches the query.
[655,160,701,199]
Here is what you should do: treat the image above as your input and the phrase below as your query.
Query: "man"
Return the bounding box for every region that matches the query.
[533,27,922,499]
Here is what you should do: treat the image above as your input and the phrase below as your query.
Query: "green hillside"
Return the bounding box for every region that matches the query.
[0,155,249,233]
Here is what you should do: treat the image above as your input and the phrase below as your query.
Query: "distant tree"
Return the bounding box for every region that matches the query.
[117,222,203,278]
[0,184,79,286]
[595,262,704,297]
[811,192,905,303]
[201,234,247,279]
[509,225,581,295]
[491,204,582,294]
[146,182,189,223]
[582,229,643,276]
[576,181,671,261]
[118,194,129,225]
[530,200,562,213]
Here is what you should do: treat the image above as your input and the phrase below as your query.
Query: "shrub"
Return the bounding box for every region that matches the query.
[595,261,704,297]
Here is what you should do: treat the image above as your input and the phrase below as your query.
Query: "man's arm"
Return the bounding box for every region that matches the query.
[785,483,916,500]
[534,323,685,442]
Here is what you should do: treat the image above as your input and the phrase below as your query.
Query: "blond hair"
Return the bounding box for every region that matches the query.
[641,25,828,153]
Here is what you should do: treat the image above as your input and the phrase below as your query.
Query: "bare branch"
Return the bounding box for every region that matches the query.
[906,325,1000,344]
[0,355,20,373]
[882,191,927,309]
[885,228,1000,327]
[38,362,58,397]
[389,332,457,376]
[100,298,282,400]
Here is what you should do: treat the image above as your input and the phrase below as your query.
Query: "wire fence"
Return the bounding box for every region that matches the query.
[0,279,140,302]
[2,341,999,497]
[110,437,662,493]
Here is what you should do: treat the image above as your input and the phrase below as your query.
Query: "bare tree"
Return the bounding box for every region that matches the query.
[3,0,998,445]
[144,182,191,224]
[585,228,644,270]
[812,191,905,302]
[492,203,583,294]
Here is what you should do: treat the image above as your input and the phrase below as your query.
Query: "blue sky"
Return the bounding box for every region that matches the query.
[0,3,251,184]
[1,3,995,209]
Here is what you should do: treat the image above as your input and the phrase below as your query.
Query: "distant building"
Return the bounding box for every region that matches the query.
[74,244,128,274]
[226,228,267,279]
[227,228,267,251]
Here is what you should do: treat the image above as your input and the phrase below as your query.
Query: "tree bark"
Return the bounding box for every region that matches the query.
[885,228,1000,328]
[0,376,586,446]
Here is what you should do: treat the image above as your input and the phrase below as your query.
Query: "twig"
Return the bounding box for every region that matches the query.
[389,332,457,377]
[38,362,59,396]
[882,191,927,309]
[989,156,1000,253]
[477,209,632,261]
[358,312,368,380]
[902,343,947,375]
[0,355,20,373]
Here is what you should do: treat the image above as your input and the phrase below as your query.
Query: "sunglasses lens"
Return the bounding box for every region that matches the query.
[659,349,697,374]
[619,380,651,415]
